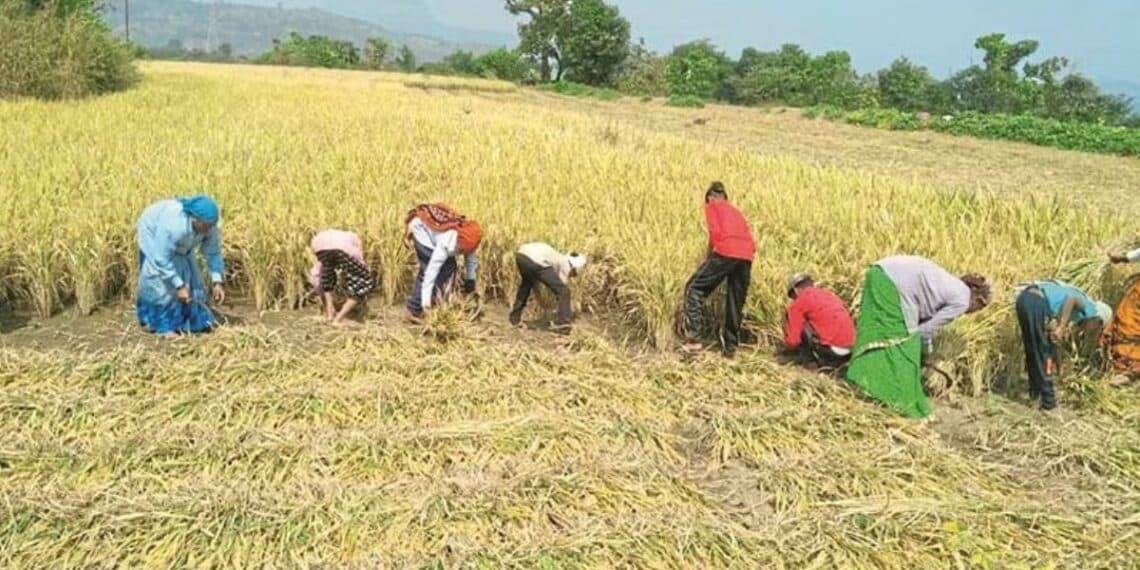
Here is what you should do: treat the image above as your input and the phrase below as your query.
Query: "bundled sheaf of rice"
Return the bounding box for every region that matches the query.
[1061,238,1140,305]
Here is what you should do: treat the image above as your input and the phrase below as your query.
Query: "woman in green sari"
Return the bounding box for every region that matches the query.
[846,256,992,418]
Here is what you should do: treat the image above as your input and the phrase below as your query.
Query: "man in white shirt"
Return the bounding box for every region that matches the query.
[405,214,481,318]
[509,242,587,333]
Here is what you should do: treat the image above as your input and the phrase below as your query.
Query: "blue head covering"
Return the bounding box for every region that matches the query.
[177,195,220,224]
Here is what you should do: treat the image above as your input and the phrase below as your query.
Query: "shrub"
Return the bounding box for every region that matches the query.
[540,81,622,101]
[843,108,920,130]
[475,48,531,82]
[0,2,138,100]
[257,31,360,69]
[806,105,1140,156]
[930,112,1140,156]
[665,40,732,100]
[665,95,706,108]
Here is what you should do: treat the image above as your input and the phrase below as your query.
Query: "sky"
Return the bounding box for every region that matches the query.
[426,0,1140,82]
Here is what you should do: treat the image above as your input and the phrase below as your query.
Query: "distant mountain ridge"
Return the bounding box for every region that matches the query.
[231,0,516,47]
[103,0,507,61]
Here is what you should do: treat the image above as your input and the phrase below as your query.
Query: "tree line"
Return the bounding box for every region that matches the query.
[10,0,1135,132]
[228,1,1137,128]
[498,0,1136,127]
[141,32,533,84]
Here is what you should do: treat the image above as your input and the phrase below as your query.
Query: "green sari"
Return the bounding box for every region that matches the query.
[846,265,931,419]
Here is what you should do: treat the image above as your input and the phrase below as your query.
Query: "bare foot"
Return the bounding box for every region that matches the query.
[332,319,357,329]
[160,332,179,340]
[1109,374,1133,387]
[681,342,705,353]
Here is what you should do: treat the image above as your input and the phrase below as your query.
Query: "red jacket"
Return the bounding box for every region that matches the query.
[705,200,755,261]
[785,286,856,350]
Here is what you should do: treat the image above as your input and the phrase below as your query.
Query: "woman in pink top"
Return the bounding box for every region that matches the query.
[309,230,376,326]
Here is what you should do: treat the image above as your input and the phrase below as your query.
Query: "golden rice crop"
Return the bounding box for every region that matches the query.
[1,321,1139,568]
[3,61,1140,568]
[1,62,1136,395]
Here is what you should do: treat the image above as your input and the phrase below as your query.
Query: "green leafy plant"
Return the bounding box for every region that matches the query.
[666,94,705,108]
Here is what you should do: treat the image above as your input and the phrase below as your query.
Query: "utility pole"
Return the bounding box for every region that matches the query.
[124,0,130,43]
[206,0,219,53]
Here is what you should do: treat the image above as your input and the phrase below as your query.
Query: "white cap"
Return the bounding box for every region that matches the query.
[568,252,588,272]
[1095,301,1113,324]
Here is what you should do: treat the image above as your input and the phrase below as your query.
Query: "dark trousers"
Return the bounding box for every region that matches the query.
[509,253,571,329]
[682,253,752,354]
[406,242,457,316]
[1016,288,1056,409]
[799,323,850,368]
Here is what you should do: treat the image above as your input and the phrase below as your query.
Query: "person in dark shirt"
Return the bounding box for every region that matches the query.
[678,181,756,358]
[784,273,855,369]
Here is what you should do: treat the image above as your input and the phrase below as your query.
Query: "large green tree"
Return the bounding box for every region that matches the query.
[941,33,1134,124]
[727,44,872,108]
[560,0,629,86]
[665,40,732,100]
[947,33,1041,114]
[364,37,389,70]
[504,0,629,85]
[504,0,570,81]
[617,38,667,96]
[875,57,945,112]
[394,44,416,72]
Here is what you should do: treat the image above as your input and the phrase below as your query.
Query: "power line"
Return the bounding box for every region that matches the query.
[206,0,221,52]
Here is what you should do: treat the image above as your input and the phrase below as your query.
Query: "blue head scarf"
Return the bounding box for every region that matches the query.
[178,194,220,224]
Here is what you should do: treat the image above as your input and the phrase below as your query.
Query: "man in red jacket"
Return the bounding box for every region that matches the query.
[680,181,756,358]
[784,273,856,369]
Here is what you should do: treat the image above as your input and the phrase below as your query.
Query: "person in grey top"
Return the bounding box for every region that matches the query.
[876,255,992,353]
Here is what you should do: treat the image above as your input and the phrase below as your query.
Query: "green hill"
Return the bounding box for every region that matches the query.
[103,0,496,61]
[227,0,517,46]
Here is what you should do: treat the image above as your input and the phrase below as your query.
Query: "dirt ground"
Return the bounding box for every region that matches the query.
[0,296,619,356]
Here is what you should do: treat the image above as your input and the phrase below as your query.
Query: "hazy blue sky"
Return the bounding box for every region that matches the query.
[427,0,1139,81]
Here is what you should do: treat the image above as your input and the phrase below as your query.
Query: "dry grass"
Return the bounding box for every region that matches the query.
[548,96,1140,216]
[1,311,1139,568]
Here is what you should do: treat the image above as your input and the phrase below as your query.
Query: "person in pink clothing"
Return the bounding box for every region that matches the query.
[309,230,376,326]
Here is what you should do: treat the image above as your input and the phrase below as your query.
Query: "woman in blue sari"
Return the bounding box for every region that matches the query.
[135,195,226,337]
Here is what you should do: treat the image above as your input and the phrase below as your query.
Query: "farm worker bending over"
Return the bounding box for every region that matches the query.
[509,242,588,334]
[1103,248,1140,376]
[784,273,856,369]
[404,203,483,319]
[135,194,225,338]
[309,229,376,327]
[679,181,756,358]
[846,255,991,418]
[1014,280,1110,411]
